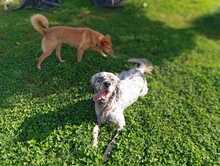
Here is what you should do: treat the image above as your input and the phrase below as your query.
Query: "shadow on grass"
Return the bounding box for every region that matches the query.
[192,11,220,40]
[82,4,196,65]
[18,99,95,142]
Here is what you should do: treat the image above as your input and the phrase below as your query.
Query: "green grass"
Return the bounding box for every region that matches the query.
[0,0,220,165]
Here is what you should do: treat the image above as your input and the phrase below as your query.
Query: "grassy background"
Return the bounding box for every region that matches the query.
[0,0,220,165]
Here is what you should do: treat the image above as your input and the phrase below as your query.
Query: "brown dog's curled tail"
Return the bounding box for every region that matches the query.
[31,14,49,35]
[128,58,153,74]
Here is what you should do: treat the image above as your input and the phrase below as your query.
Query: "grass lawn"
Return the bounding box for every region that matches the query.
[0,0,220,165]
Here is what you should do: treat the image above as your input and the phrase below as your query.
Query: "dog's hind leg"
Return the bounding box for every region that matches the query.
[37,49,54,70]
[56,44,65,63]
[37,39,57,70]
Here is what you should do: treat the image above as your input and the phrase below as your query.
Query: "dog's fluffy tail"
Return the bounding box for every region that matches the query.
[31,14,49,35]
[128,58,153,74]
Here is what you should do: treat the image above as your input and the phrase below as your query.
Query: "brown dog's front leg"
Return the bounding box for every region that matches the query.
[56,44,65,63]
[91,46,101,53]
[76,47,85,63]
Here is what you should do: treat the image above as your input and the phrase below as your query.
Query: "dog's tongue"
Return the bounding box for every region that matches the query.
[93,89,108,102]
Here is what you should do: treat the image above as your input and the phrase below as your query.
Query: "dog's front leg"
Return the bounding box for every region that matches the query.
[103,129,122,162]
[56,44,65,63]
[92,124,100,147]
[117,113,126,131]
[76,47,85,63]
[103,113,125,161]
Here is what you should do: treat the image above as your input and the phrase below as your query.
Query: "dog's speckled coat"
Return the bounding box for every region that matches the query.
[91,58,153,161]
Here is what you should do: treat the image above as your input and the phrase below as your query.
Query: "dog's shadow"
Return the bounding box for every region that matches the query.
[18,99,95,142]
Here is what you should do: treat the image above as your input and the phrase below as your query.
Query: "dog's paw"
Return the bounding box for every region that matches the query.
[37,65,41,70]
[58,59,65,63]
[58,60,65,64]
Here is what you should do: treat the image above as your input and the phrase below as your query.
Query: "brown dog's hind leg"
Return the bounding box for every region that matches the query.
[37,38,58,70]
[37,49,54,70]
[56,44,65,63]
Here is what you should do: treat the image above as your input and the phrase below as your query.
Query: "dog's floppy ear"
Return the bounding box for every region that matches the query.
[114,73,119,77]
[114,83,121,102]
[91,75,97,89]
[100,38,110,47]
[99,35,112,48]
[91,74,101,92]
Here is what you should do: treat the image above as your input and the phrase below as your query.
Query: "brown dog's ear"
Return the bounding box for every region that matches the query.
[100,38,110,47]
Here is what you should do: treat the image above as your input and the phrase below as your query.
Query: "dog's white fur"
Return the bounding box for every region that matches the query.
[91,58,153,161]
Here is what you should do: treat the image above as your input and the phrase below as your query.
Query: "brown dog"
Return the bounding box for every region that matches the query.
[31,14,113,70]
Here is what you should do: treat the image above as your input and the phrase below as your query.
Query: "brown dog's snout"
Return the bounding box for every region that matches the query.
[110,49,114,55]
[106,48,113,56]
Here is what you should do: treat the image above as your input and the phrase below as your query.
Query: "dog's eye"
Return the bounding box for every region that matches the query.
[110,78,115,82]
[96,77,103,83]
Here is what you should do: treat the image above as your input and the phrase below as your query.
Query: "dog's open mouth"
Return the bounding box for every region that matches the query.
[93,89,109,102]
[102,48,113,57]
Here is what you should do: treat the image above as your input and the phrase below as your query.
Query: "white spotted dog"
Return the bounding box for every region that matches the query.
[91,58,153,161]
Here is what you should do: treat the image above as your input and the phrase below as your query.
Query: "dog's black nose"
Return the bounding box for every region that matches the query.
[103,81,111,88]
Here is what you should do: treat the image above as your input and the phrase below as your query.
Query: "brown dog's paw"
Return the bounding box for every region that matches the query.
[37,65,41,70]
[58,59,65,63]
